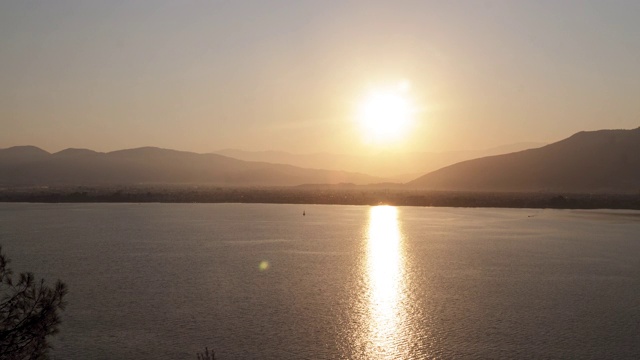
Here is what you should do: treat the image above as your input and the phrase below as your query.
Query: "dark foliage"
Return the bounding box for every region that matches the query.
[0,246,67,360]
[197,347,216,360]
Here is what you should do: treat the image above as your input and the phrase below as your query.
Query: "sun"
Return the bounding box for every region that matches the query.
[356,81,415,144]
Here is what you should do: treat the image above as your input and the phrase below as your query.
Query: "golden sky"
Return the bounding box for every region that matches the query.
[1,1,639,154]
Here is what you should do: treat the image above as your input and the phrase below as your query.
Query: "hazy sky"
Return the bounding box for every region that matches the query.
[1,1,639,154]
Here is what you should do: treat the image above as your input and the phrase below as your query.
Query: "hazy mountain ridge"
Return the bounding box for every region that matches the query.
[407,128,640,193]
[215,142,545,182]
[4,129,636,192]
[0,146,383,187]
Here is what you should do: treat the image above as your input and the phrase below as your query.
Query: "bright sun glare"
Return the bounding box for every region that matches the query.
[357,80,415,144]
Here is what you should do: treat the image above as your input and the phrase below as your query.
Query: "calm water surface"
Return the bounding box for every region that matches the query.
[0,203,639,359]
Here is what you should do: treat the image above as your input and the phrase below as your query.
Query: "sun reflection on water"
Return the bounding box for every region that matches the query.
[365,205,408,358]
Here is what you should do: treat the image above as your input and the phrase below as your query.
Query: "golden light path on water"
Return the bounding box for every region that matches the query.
[364,206,410,358]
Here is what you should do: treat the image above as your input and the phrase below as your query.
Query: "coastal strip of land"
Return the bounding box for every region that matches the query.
[1,186,639,210]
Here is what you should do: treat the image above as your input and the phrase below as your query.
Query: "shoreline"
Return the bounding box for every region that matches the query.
[2,187,639,210]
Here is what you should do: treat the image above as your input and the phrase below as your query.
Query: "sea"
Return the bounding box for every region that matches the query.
[0,203,638,359]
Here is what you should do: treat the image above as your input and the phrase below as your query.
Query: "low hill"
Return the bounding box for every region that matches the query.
[407,128,640,193]
[0,146,50,164]
[0,146,382,187]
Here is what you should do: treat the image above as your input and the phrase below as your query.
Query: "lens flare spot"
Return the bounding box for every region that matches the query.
[259,260,270,271]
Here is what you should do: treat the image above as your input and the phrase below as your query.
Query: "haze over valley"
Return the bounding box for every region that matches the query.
[215,141,545,182]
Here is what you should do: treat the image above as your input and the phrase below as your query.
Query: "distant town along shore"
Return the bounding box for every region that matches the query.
[1,186,639,210]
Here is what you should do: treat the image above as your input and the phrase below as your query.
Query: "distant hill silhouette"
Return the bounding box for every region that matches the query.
[215,142,544,182]
[0,146,383,187]
[407,128,640,193]
[0,146,50,164]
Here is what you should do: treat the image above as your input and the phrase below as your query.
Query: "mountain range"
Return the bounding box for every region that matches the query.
[408,128,640,193]
[1,128,638,193]
[0,147,382,187]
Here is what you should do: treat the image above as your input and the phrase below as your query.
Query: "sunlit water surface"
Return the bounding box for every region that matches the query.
[0,203,639,359]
